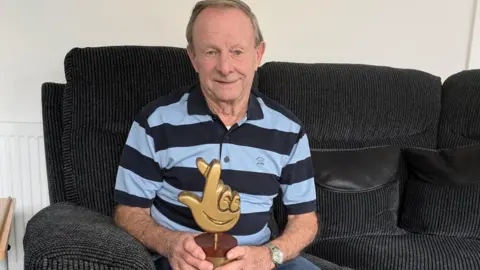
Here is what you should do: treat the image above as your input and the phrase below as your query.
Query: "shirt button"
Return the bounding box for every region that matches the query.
[224,156,230,163]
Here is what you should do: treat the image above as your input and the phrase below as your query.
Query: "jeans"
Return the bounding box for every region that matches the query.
[277,256,321,269]
[154,256,320,270]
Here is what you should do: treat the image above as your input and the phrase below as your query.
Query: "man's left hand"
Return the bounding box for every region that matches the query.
[216,245,275,270]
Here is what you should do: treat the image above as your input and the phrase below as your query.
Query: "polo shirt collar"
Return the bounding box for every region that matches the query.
[187,84,264,120]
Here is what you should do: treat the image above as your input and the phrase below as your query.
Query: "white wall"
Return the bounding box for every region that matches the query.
[0,1,479,269]
[468,0,480,68]
[0,0,478,123]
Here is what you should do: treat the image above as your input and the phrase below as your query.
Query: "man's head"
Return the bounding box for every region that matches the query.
[186,0,265,105]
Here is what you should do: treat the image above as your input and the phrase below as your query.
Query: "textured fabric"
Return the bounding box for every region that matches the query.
[301,253,354,270]
[401,180,480,238]
[61,46,198,216]
[307,234,480,270]
[438,69,480,148]
[316,182,405,238]
[114,84,316,246]
[310,146,405,238]
[258,62,441,238]
[24,202,155,270]
[257,62,442,150]
[400,145,480,238]
[154,253,350,270]
[41,82,67,204]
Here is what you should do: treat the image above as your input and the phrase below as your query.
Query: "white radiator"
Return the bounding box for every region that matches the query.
[0,122,50,270]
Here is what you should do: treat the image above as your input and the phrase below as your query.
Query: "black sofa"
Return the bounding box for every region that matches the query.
[23,46,480,270]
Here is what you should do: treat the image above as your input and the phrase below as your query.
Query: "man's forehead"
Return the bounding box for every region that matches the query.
[194,7,253,31]
[192,8,255,44]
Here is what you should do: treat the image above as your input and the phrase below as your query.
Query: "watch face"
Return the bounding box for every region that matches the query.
[272,247,284,264]
[266,243,284,264]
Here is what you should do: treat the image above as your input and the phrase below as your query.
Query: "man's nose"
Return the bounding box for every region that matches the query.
[216,53,234,76]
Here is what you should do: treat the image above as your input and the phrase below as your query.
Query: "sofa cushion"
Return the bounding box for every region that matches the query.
[311,146,406,238]
[307,233,480,270]
[438,69,480,148]
[400,145,480,238]
[61,46,198,216]
[257,62,442,149]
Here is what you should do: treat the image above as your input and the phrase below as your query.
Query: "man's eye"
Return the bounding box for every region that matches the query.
[206,51,215,55]
[234,50,242,55]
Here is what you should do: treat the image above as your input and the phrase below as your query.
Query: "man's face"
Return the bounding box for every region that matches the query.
[188,7,265,103]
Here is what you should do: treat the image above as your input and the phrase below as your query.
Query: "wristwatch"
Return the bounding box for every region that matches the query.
[265,243,284,266]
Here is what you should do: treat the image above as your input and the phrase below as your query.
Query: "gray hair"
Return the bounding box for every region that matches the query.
[186,0,264,50]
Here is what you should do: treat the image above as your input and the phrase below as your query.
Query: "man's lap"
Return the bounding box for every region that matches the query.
[154,256,320,270]
[277,256,321,270]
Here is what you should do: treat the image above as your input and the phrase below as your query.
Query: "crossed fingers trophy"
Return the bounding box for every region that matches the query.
[178,157,241,268]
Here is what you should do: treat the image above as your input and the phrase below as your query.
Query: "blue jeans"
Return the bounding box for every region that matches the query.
[154,256,320,269]
[277,256,321,270]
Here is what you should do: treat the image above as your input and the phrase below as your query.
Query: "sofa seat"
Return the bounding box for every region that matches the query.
[311,233,480,270]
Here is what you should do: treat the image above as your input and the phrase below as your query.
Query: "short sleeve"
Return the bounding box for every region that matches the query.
[280,128,317,215]
[114,111,164,208]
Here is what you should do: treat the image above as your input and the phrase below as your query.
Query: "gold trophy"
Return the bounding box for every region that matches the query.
[178,158,241,268]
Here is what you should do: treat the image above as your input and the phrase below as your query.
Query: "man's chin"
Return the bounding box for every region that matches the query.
[210,85,242,97]
[215,94,241,103]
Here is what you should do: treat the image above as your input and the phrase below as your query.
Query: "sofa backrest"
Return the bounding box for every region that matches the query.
[41,82,66,204]
[398,69,480,241]
[60,46,198,216]
[438,69,480,148]
[257,62,443,246]
[257,62,442,149]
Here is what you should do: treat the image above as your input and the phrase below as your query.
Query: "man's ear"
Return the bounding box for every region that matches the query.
[255,41,266,70]
[187,45,199,73]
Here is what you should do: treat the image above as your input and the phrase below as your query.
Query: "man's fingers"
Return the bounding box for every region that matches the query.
[171,260,195,270]
[216,259,245,270]
[182,253,213,270]
[183,237,206,260]
[184,253,213,270]
[226,246,247,260]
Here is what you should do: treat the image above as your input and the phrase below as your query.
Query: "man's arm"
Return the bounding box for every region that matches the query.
[112,111,174,255]
[113,111,213,270]
[268,127,318,261]
[268,212,318,261]
[114,205,180,256]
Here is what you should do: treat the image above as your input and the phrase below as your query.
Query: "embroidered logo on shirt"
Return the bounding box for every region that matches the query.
[256,157,265,166]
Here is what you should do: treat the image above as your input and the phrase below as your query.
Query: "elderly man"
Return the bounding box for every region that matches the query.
[113,0,319,269]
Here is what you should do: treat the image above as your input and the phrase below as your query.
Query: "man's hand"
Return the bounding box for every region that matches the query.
[167,232,214,270]
[216,245,275,270]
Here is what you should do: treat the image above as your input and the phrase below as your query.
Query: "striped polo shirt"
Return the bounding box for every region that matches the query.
[114,84,317,246]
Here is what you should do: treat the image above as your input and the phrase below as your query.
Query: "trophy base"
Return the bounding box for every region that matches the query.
[194,232,238,268]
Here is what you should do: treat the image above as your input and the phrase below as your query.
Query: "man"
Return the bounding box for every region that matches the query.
[113,0,319,269]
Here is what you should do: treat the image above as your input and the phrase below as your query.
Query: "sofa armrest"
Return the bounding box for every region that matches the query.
[24,202,155,270]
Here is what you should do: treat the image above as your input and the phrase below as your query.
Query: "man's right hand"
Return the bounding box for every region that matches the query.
[166,232,214,270]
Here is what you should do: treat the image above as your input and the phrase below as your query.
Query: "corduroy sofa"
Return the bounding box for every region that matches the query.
[24,46,480,270]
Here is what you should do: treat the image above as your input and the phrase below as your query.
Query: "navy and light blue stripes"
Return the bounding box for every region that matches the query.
[114,84,317,246]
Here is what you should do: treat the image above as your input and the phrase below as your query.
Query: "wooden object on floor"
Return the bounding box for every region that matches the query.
[0,197,15,262]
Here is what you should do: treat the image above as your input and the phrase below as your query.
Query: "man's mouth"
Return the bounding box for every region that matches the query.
[215,79,237,84]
